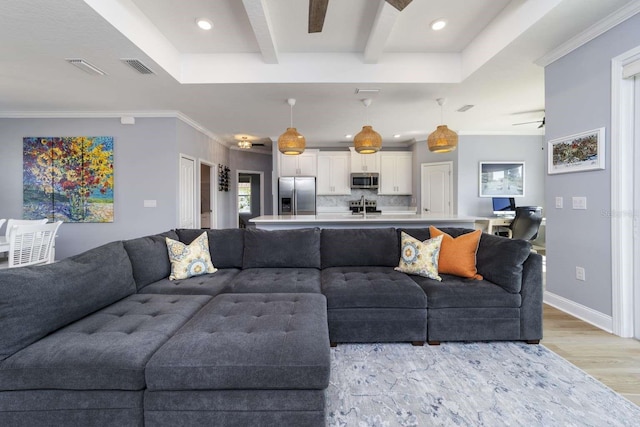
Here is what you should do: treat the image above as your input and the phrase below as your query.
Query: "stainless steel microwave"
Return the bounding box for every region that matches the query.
[351,173,379,189]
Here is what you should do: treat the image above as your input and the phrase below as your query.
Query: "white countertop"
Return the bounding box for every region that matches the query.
[250,214,481,224]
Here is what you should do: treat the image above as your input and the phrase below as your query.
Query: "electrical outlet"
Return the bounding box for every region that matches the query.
[575,266,586,281]
[572,197,587,210]
[555,197,563,209]
[143,199,157,208]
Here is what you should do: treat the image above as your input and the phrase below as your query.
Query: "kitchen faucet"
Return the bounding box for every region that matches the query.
[361,195,367,218]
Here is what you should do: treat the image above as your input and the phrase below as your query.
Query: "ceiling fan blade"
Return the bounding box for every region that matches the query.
[538,117,546,128]
[512,120,543,126]
[309,0,329,33]
[385,0,413,11]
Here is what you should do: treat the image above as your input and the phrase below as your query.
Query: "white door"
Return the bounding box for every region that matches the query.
[421,162,452,215]
[179,155,196,228]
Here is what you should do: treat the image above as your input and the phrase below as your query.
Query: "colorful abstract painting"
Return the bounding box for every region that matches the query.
[23,136,114,222]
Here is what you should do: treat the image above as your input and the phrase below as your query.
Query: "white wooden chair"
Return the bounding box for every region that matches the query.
[0,221,62,269]
[4,218,48,236]
[0,219,5,232]
[1,218,49,261]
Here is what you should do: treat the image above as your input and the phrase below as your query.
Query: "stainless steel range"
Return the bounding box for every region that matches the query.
[349,198,381,215]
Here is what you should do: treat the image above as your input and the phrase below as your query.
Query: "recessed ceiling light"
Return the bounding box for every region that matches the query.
[345,134,353,139]
[196,18,213,30]
[393,134,401,138]
[431,19,447,31]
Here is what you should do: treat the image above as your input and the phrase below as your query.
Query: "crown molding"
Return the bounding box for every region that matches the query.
[458,130,545,136]
[536,1,640,67]
[0,110,228,147]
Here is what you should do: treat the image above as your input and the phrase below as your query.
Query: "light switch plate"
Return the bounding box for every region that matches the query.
[555,197,563,209]
[572,196,587,210]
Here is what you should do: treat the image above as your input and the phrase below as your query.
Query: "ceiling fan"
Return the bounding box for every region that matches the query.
[512,117,545,128]
[308,0,413,33]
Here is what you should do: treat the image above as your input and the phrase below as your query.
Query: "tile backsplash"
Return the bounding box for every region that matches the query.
[317,189,413,210]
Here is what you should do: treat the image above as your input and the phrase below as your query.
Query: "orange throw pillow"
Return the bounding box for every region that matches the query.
[429,226,483,280]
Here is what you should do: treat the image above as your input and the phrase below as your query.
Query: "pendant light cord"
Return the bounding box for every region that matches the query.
[290,103,293,128]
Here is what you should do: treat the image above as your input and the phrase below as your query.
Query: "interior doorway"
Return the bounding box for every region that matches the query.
[236,170,264,228]
[199,161,215,229]
[421,161,453,215]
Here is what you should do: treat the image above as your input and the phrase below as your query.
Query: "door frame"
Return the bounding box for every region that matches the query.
[420,161,453,215]
[611,45,640,337]
[198,159,217,229]
[235,170,264,228]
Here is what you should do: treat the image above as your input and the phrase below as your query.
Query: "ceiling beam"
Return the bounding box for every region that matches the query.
[364,0,401,64]
[385,0,412,12]
[241,0,279,64]
[309,0,329,33]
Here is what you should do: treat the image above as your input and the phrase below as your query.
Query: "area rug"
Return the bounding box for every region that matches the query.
[326,342,640,426]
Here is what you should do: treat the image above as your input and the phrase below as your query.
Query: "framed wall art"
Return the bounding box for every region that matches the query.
[479,161,525,197]
[23,136,114,222]
[547,127,605,174]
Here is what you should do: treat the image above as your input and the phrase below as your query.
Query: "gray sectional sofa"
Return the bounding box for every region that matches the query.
[0,226,543,426]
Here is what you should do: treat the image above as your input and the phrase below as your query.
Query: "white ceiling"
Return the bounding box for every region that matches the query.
[0,0,637,150]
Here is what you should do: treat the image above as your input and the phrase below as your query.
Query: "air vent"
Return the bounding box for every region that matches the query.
[457,104,474,112]
[121,59,155,75]
[65,59,106,76]
[355,88,380,95]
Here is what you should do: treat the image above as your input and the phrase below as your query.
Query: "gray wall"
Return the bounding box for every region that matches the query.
[457,135,545,216]
[544,13,640,316]
[0,117,230,259]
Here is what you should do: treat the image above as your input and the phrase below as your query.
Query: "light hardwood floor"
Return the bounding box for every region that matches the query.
[543,304,640,406]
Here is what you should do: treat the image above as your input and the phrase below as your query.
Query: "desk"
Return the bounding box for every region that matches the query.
[475,217,513,235]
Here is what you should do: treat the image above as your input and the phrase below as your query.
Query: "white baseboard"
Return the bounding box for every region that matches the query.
[544,291,613,333]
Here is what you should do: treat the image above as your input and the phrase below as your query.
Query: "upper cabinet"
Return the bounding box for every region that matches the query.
[378,152,412,195]
[317,152,351,195]
[349,147,380,173]
[279,149,318,176]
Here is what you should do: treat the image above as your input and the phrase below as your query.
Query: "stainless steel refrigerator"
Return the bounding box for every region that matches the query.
[278,177,316,215]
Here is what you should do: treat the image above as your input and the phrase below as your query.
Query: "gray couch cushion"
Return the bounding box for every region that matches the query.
[138,268,240,296]
[0,294,211,390]
[226,268,321,293]
[176,228,245,269]
[321,228,399,268]
[475,233,531,293]
[321,266,427,309]
[243,228,321,269]
[411,275,522,308]
[0,241,136,361]
[123,230,178,290]
[146,293,330,391]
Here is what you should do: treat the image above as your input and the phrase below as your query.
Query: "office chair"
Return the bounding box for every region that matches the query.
[509,206,543,241]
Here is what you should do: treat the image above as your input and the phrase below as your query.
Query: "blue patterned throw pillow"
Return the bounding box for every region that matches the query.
[166,232,217,280]
[395,231,443,281]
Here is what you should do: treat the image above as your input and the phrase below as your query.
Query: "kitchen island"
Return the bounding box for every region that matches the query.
[250,214,482,230]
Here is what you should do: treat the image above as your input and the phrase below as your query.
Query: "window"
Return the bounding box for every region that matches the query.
[238,176,251,214]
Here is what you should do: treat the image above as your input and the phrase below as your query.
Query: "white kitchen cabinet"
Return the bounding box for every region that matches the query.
[279,149,318,176]
[349,147,380,173]
[317,152,351,195]
[378,152,412,195]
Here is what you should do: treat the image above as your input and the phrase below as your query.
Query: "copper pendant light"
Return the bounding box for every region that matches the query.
[353,98,382,154]
[428,98,458,153]
[278,98,306,155]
